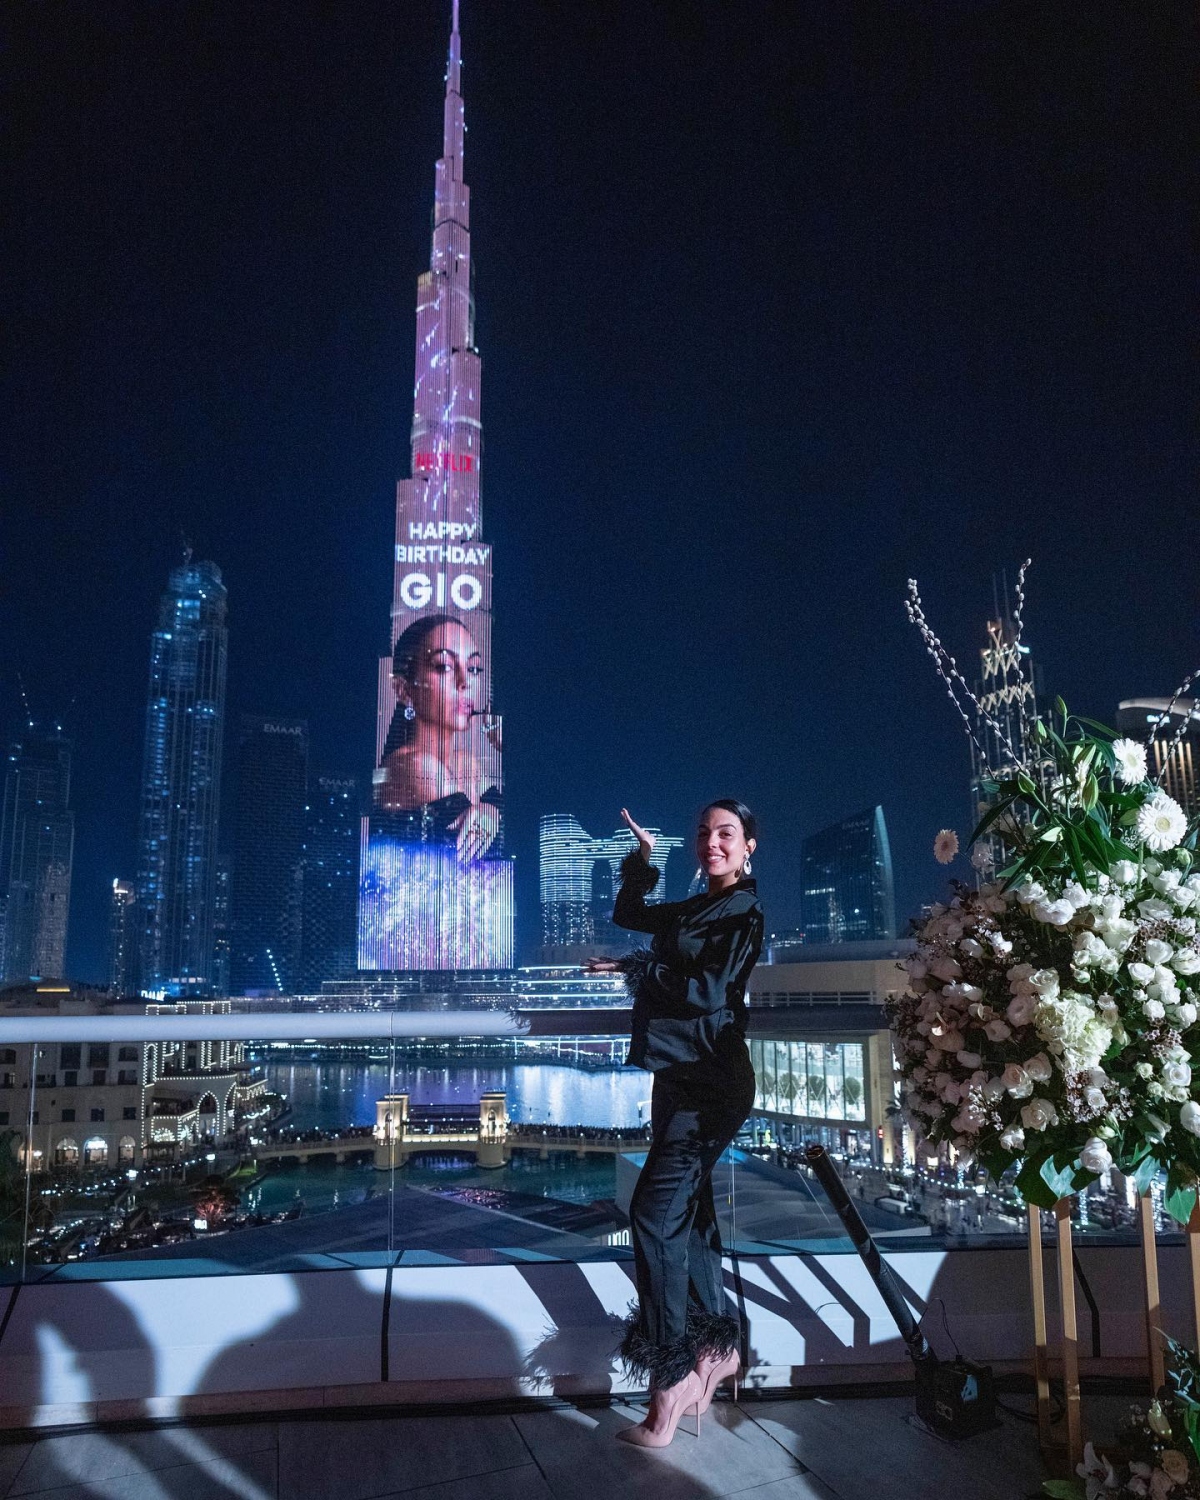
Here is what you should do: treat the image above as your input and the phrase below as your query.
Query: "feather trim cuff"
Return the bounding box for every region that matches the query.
[687,1306,740,1360]
[617,1307,698,1391]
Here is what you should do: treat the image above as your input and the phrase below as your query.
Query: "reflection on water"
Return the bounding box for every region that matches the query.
[261,1058,649,1132]
[247,1152,619,1215]
[248,1058,647,1216]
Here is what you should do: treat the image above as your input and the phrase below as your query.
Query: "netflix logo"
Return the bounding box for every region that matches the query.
[414,451,474,473]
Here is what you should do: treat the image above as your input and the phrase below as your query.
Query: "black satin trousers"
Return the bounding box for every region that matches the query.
[628,1041,757,1353]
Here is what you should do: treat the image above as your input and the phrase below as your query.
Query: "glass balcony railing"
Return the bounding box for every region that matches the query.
[0,997,1168,1285]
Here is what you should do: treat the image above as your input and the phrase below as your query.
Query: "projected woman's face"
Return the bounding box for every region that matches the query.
[397,620,483,734]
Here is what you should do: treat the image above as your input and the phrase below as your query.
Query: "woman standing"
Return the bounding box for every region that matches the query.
[587,801,764,1446]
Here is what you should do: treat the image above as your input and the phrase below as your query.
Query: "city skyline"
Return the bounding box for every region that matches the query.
[3,0,1194,980]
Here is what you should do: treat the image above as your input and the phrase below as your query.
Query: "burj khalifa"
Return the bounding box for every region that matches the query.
[358,0,514,972]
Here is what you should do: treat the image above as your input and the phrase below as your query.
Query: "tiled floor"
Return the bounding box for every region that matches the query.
[0,1392,1127,1500]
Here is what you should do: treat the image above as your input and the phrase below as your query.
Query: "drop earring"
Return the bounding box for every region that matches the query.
[403,702,416,721]
[742,856,752,876]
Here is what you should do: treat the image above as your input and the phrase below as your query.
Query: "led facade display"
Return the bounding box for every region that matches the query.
[749,1038,867,1123]
[358,6,514,971]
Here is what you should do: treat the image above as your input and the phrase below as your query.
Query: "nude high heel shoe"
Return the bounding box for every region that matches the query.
[616,1370,703,1447]
[694,1349,740,1414]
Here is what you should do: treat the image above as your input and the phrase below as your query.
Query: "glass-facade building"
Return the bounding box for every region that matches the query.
[230,716,308,994]
[799,805,895,944]
[135,559,228,996]
[301,775,361,989]
[1118,697,1200,819]
[538,814,686,950]
[357,0,514,973]
[0,721,74,981]
[108,878,136,994]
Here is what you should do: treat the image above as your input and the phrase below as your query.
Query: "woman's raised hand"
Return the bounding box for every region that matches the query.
[620,807,655,863]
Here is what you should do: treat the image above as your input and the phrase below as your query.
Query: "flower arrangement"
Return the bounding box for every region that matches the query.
[890,566,1200,1216]
[1045,1338,1200,1498]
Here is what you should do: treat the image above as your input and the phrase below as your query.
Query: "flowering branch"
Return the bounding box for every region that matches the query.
[1150,665,1200,788]
[905,577,1024,773]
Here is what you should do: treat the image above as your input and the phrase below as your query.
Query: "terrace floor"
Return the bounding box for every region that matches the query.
[0,1389,1131,1500]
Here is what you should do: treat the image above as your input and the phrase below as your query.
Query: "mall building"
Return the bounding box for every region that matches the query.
[745,939,915,1164]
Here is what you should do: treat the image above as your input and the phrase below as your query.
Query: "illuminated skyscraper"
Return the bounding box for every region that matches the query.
[1117,699,1200,818]
[136,558,228,996]
[108,878,136,994]
[359,1,513,971]
[231,716,308,994]
[799,807,895,945]
[0,720,74,980]
[301,775,361,989]
[538,814,686,950]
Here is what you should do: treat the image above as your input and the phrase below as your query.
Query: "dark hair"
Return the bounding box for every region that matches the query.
[701,798,758,842]
[381,614,470,760]
[391,612,462,681]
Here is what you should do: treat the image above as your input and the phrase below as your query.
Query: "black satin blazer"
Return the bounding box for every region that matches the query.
[613,851,764,1072]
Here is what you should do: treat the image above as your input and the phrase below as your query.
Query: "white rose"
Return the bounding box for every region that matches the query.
[982,1077,1007,1102]
[956,1050,982,1069]
[1145,938,1175,965]
[1002,1063,1033,1097]
[1006,994,1037,1028]
[1063,881,1091,909]
[1136,1062,1154,1080]
[1023,1052,1053,1083]
[984,1018,1012,1042]
[1173,950,1200,976]
[1021,1098,1058,1132]
[1111,859,1139,885]
[999,1125,1025,1151]
[959,937,983,959]
[1097,894,1125,922]
[1181,1101,1200,1137]
[952,1104,984,1135]
[1034,899,1077,927]
[1015,881,1047,904]
[1129,961,1156,985]
[1079,1136,1113,1173]
[1139,898,1175,923]
[1175,886,1198,911]
[1143,998,1166,1021]
[929,956,962,982]
[1007,962,1036,982]
[1177,1002,1198,1028]
[1102,918,1138,952]
[1029,969,1062,996]
[1084,1086,1107,1112]
[1163,1060,1192,1089]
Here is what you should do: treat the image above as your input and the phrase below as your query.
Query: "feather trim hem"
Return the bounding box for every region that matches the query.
[617,1308,698,1391]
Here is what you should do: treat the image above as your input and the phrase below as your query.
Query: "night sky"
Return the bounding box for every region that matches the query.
[3,0,1195,980]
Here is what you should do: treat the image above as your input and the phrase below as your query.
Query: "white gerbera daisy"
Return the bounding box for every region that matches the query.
[933,829,959,865]
[1111,737,1148,786]
[1135,791,1188,853]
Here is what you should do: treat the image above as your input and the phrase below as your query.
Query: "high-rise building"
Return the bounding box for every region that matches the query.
[0,720,75,981]
[799,807,895,945]
[538,814,686,951]
[358,2,514,971]
[211,855,231,996]
[108,879,136,994]
[230,717,308,995]
[300,776,361,989]
[1117,698,1200,819]
[136,558,228,997]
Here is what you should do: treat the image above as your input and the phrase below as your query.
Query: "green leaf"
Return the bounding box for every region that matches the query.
[1054,696,1069,720]
[1041,1481,1085,1499]
[1015,1153,1059,1209]
[1134,1155,1161,1195]
[1165,1164,1198,1226]
[1074,716,1119,739]
[1041,1152,1079,1200]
